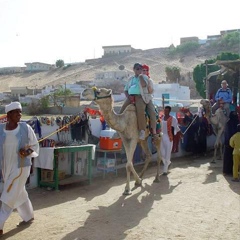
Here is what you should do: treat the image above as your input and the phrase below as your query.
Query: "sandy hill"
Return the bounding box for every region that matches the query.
[0,45,237,98]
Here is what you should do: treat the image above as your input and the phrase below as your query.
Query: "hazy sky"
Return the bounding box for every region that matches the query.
[0,0,239,67]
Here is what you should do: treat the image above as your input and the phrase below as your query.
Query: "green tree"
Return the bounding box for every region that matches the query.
[193,52,240,98]
[49,86,73,110]
[217,31,240,48]
[193,60,219,98]
[216,52,239,61]
[27,96,50,114]
[165,66,181,82]
[56,59,64,68]
[54,86,72,96]
[169,41,200,56]
[40,95,50,108]
[209,31,240,49]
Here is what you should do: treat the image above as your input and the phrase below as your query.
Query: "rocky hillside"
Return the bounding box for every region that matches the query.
[0,44,238,98]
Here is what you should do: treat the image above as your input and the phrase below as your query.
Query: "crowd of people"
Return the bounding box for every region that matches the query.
[121,64,239,181]
[212,80,240,181]
[0,64,239,236]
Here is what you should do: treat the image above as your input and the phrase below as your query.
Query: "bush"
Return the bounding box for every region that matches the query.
[169,42,200,56]
[56,59,64,68]
[63,64,72,70]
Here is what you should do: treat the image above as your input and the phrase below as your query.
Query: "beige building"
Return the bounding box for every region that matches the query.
[25,62,55,72]
[220,29,240,36]
[180,37,199,45]
[102,45,131,57]
[65,95,80,107]
[206,34,221,45]
[95,70,130,81]
[0,67,25,75]
[10,87,28,98]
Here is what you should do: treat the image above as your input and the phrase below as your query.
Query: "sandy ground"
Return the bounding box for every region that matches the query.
[1,154,240,240]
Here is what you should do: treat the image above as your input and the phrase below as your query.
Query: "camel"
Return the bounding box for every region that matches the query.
[82,87,162,195]
[200,99,228,163]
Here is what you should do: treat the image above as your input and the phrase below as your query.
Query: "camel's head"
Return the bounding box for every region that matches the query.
[82,87,112,101]
[200,99,212,116]
[200,99,210,108]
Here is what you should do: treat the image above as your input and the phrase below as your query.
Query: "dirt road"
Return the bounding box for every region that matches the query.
[1,155,240,240]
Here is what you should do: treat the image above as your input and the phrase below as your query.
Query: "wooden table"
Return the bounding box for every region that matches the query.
[38,145,95,190]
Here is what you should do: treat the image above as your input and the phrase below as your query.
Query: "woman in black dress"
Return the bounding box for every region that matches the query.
[223,111,239,175]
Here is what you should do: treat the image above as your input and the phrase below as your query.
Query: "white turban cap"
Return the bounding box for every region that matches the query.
[5,102,22,113]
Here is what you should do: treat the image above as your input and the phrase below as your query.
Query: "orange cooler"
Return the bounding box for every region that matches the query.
[99,130,122,150]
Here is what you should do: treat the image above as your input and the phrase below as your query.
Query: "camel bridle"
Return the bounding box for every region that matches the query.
[92,88,112,100]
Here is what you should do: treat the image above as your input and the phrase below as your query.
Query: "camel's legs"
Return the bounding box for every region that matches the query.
[122,138,141,195]
[213,144,217,163]
[212,132,224,163]
[219,142,223,160]
[139,137,162,182]
[139,139,152,178]
[153,138,162,183]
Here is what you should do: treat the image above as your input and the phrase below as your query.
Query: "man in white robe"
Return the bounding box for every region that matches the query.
[160,106,182,174]
[0,102,39,236]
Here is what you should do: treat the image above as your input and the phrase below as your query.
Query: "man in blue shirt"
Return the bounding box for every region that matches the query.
[212,80,232,117]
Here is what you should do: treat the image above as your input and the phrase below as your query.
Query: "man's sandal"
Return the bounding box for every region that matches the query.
[16,218,34,227]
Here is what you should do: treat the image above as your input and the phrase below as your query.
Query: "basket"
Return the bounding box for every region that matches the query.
[41,170,65,182]
[58,171,65,180]
[41,169,54,182]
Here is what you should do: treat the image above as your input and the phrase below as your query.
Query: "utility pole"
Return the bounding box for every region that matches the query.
[205,60,209,99]
[64,82,67,106]
[162,95,165,109]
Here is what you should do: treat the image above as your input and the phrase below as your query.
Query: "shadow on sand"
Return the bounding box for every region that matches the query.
[30,170,129,211]
[61,176,182,240]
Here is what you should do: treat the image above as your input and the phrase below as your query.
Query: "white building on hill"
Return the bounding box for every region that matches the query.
[93,70,130,94]
[25,62,55,72]
[0,67,25,74]
[61,83,85,95]
[102,45,132,57]
[95,70,130,82]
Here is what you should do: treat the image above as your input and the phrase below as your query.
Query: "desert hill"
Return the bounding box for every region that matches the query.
[0,45,238,98]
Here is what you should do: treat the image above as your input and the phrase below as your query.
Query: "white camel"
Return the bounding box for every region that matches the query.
[200,99,228,163]
[82,87,162,195]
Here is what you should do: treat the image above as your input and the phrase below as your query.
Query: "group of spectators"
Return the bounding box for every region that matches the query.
[0,64,239,237]
[211,79,240,182]
[122,64,240,182]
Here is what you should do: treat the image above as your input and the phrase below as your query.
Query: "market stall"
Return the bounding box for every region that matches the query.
[36,145,95,190]
[24,111,97,189]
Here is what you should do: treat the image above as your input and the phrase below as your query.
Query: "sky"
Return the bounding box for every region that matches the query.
[0,0,240,67]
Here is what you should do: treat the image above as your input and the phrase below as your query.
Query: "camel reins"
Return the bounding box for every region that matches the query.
[91,87,199,136]
[92,87,112,100]
[5,115,82,193]
[182,114,199,135]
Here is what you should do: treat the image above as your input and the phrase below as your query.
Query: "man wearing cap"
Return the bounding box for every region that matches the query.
[0,102,39,236]
[119,63,147,140]
[212,80,232,117]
